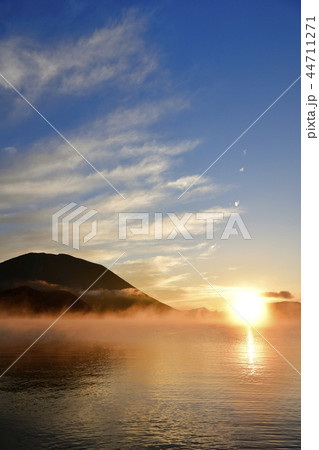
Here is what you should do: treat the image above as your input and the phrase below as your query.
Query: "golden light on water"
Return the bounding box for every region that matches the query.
[231,291,267,326]
[247,328,255,366]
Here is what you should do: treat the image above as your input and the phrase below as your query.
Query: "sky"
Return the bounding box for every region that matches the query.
[0,0,300,310]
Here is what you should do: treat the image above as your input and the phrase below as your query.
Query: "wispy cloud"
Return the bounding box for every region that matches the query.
[0,99,202,212]
[2,146,17,154]
[104,99,188,133]
[0,12,155,101]
[262,291,294,300]
[166,175,208,190]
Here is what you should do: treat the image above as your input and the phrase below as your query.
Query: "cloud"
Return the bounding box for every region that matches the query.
[0,12,155,100]
[120,255,187,292]
[166,175,207,190]
[2,146,17,154]
[262,291,294,299]
[119,140,201,158]
[0,98,197,212]
[0,84,223,215]
[197,244,217,259]
[104,99,188,134]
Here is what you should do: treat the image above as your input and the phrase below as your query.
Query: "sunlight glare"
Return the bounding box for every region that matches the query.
[232,291,266,326]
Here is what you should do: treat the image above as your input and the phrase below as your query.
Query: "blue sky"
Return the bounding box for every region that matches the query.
[0,0,300,309]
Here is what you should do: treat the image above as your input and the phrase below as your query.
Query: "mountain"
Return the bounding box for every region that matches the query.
[0,286,92,315]
[0,252,132,291]
[267,301,300,322]
[0,253,172,314]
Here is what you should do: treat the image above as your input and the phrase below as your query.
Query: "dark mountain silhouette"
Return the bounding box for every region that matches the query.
[0,253,172,314]
[0,253,132,291]
[0,286,92,315]
[267,301,300,322]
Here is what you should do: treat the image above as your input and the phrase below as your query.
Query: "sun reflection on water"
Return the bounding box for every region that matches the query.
[247,328,255,373]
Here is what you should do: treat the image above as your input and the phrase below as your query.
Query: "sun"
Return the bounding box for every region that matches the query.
[231,291,266,326]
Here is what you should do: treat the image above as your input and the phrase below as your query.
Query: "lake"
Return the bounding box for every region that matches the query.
[0,318,300,449]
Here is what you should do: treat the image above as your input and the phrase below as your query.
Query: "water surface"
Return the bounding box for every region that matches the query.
[0,320,300,449]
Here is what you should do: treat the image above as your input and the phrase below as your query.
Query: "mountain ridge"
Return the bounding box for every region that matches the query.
[0,253,172,314]
[0,252,132,291]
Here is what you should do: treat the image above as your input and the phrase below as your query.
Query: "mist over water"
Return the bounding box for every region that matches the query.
[0,314,300,449]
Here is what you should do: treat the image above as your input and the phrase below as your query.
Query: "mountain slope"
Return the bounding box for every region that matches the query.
[0,252,132,291]
[0,286,92,314]
[0,253,172,314]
